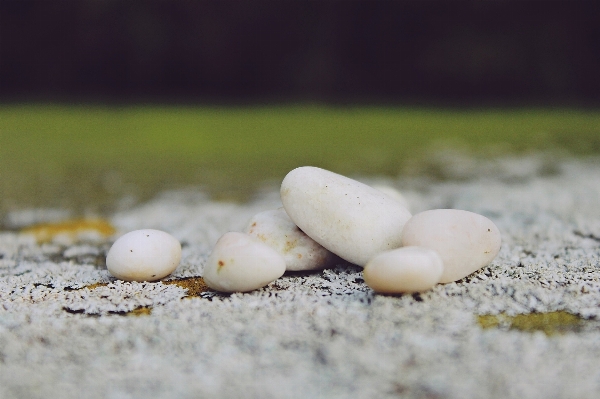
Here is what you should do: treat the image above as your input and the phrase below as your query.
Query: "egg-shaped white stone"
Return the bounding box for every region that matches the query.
[244,208,338,271]
[106,229,181,282]
[280,166,412,266]
[364,246,444,294]
[401,209,501,283]
[203,232,286,293]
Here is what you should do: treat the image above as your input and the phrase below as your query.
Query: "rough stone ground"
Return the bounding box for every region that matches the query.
[1,154,600,399]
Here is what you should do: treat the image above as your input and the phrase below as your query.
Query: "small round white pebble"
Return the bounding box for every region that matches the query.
[364,246,444,294]
[244,208,338,271]
[203,232,286,293]
[401,209,502,283]
[106,229,181,282]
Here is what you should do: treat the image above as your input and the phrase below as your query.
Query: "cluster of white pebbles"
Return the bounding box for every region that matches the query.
[106,166,502,294]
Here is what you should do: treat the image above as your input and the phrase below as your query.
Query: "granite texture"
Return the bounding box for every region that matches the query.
[1,155,600,399]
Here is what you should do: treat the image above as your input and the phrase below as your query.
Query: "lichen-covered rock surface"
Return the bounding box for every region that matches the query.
[2,155,600,399]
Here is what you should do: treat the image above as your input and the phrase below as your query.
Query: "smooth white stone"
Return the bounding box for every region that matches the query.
[106,229,181,282]
[203,232,286,293]
[244,208,337,271]
[281,166,412,266]
[364,246,444,294]
[401,209,502,283]
[371,184,411,211]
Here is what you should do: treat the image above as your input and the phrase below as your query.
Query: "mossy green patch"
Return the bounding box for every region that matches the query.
[478,311,584,336]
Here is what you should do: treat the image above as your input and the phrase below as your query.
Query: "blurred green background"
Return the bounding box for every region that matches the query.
[1,1,600,215]
[2,105,600,213]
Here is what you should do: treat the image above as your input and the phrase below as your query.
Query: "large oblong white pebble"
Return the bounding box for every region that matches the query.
[106,229,181,282]
[281,166,412,266]
[402,209,501,283]
[203,232,286,293]
[364,246,444,294]
[244,208,337,271]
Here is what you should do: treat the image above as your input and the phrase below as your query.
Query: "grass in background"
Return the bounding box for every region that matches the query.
[1,104,600,213]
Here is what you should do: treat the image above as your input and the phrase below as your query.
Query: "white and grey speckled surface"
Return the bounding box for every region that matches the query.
[1,155,600,399]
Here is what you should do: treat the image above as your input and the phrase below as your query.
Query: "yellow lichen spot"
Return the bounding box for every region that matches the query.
[82,282,109,290]
[164,277,210,297]
[21,218,116,243]
[478,314,504,329]
[478,311,583,336]
[127,307,152,316]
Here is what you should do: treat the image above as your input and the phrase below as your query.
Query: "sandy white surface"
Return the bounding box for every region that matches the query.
[1,155,600,399]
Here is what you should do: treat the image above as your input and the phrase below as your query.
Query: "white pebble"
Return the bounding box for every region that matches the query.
[364,246,444,294]
[371,184,411,211]
[244,208,338,271]
[281,166,412,266]
[203,232,286,293]
[401,209,501,283]
[106,229,181,282]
